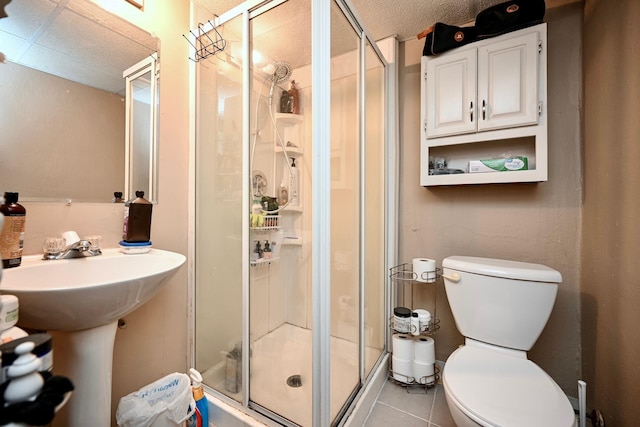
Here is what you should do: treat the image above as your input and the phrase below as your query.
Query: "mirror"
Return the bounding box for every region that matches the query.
[0,0,159,203]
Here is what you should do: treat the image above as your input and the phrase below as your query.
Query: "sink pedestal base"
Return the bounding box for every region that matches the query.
[50,321,118,427]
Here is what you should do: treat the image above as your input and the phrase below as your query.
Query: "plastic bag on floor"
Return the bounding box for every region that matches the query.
[116,372,195,427]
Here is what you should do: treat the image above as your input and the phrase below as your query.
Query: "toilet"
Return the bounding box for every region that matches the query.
[441,256,576,427]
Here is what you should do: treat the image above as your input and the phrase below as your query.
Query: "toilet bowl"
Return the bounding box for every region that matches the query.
[441,256,576,427]
[443,339,576,427]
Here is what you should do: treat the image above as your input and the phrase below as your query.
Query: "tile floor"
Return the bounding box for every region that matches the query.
[363,380,456,427]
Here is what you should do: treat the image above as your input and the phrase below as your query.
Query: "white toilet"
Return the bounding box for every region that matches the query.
[441,256,576,427]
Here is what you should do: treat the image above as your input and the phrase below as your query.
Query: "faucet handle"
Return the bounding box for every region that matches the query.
[84,235,102,251]
[43,237,66,255]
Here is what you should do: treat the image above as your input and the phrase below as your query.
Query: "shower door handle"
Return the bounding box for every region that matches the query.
[442,273,461,283]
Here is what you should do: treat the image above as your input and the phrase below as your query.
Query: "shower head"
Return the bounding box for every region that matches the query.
[270,61,292,84]
[268,61,292,103]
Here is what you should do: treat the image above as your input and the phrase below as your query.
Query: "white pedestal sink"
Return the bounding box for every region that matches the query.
[0,248,186,427]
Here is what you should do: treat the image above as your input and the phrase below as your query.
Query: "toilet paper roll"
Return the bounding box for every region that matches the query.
[392,334,414,361]
[414,336,435,364]
[413,258,437,283]
[392,356,413,384]
[413,360,435,384]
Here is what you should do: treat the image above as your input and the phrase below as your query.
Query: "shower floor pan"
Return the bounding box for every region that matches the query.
[205,323,381,426]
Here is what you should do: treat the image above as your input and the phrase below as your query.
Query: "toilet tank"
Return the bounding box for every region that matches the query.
[442,256,562,351]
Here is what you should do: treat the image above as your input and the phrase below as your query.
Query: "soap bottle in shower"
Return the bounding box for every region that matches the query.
[253,240,263,260]
[0,192,26,269]
[263,240,272,259]
[288,80,299,114]
[289,158,300,206]
[278,181,289,206]
[280,90,290,113]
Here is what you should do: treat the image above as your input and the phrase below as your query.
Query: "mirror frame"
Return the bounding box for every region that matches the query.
[124,53,159,203]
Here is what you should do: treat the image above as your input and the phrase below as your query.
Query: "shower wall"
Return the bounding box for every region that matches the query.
[248,61,371,340]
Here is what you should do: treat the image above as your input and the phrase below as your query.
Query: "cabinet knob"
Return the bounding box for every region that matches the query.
[469,101,474,122]
[482,100,487,120]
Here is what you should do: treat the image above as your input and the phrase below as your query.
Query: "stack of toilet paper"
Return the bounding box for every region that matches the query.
[392,333,435,384]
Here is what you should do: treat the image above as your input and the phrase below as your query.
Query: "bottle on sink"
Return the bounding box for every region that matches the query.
[0,192,26,269]
[122,191,153,243]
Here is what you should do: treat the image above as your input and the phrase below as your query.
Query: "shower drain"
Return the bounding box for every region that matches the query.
[286,374,303,388]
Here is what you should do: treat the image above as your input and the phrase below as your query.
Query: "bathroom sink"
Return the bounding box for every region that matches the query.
[0,248,186,331]
[0,247,185,426]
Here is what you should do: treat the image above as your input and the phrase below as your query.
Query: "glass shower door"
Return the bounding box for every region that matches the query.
[329,1,362,422]
[246,1,316,425]
[363,40,386,378]
[194,13,245,401]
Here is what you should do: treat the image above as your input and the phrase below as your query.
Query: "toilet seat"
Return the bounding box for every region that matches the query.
[443,344,575,427]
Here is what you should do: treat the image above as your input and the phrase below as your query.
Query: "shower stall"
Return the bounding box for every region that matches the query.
[192,0,395,425]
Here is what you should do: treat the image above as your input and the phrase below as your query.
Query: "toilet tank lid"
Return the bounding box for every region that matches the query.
[443,256,562,283]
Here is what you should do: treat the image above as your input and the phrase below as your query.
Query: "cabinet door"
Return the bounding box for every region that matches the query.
[425,49,477,138]
[477,31,539,132]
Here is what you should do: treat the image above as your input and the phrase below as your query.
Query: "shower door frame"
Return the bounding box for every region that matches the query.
[189,0,398,425]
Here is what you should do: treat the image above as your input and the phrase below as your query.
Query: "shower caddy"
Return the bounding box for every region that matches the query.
[250,215,281,267]
[389,262,441,389]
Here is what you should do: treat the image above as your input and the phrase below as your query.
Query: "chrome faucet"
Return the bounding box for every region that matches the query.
[42,235,102,260]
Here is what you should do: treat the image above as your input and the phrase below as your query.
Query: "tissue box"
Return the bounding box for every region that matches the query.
[468,156,528,173]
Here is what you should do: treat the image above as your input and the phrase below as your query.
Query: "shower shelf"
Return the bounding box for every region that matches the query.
[281,236,302,246]
[283,205,302,213]
[250,215,281,232]
[275,145,303,157]
[274,113,303,124]
[250,257,279,267]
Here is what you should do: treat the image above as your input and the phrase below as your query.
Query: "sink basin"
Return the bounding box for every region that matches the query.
[0,247,185,427]
[0,248,185,331]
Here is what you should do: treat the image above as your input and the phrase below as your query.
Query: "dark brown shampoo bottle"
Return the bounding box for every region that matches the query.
[122,191,153,243]
[0,192,26,268]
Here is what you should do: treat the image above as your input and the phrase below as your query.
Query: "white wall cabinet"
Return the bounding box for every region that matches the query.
[421,23,547,186]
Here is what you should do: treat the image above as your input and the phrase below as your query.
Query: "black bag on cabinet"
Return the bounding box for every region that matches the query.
[422,22,479,56]
[475,0,546,38]
[421,0,545,57]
